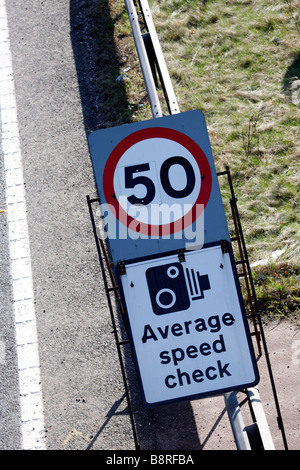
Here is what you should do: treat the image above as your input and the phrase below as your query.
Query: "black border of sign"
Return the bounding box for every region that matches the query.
[116,240,260,408]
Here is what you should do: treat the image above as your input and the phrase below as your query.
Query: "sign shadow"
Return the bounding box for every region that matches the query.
[283,50,300,104]
[70,0,146,133]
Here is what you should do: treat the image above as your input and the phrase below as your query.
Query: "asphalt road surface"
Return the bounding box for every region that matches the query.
[0,0,140,450]
[0,0,297,451]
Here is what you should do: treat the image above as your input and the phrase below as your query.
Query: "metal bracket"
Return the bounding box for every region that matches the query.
[178,249,185,262]
[221,239,229,253]
[118,261,126,275]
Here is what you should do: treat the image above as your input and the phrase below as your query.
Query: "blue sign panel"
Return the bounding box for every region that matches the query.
[88,110,229,264]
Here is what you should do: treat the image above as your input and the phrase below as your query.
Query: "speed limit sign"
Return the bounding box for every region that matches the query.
[103,127,212,237]
[88,110,229,263]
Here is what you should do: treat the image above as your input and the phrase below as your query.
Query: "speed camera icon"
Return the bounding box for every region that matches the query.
[146,262,211,316]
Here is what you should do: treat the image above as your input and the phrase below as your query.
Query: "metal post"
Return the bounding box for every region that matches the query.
[138,0,180,115]
[87,196,140,450]
[124,0,163,118]
[225,166,288,450]
[247,387,275,450]
[224,392,251,450]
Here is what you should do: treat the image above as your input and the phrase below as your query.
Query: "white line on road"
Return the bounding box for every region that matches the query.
[0,0,46,450]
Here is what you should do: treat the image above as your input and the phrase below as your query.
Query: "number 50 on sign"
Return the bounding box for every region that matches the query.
[103,127,212,237]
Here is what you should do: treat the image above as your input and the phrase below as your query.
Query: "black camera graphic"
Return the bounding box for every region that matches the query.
[146,262,211,316]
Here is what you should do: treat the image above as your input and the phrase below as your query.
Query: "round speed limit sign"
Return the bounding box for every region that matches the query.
[103,127,212,236]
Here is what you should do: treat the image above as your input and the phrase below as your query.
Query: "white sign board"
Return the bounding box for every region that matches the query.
[119,242,259,407]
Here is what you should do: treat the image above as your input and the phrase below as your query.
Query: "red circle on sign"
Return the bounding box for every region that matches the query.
[103,127,212,236]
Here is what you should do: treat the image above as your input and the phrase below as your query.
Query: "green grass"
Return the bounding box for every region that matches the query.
[87,0,299,318]
[252,262,300,319]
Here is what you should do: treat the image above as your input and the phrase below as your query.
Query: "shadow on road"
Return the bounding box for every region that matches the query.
[70,0,141,133]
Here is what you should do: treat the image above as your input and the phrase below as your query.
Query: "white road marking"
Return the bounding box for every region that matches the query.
[0,0,46,450]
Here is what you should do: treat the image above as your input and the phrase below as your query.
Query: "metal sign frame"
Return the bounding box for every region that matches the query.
[87,166,288,449]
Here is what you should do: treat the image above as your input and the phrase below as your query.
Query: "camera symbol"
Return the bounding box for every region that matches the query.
[146,262,211,316]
